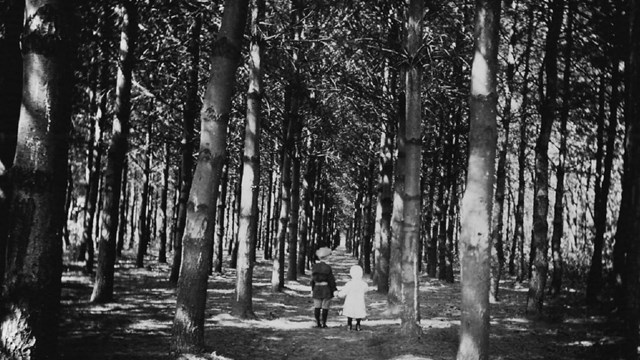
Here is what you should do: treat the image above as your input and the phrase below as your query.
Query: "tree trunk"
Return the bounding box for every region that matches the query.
[285,0,304,282]
[213,160,229,274]
[158,142,170,263]
[443,126,456,283]
[265,152,276,260]
[172,0,249,352]
[427,132,441,278]
[399,0,423,338]
[80,9,111,270]
[288,146,301,279]
[1,1,74,357]
[514,6,534,282]
[388,76,405,308]
[457,0,500,359]
[116,158,128,257]
[169,12,200,285]
[376,116,393,292]
[587,64,620,305]
[298,141,316,275]
[136,122,151,268]
[0,0,24,286]
[490,0,519,301]
[363,160,375,275]
[618,0,640,355]
[128,188,137,250]
[550,0,573,296]
[272,115,293,292]
[233,0,264,319]
[526,0,564,317]
[229,176,240,268]
[91,0,136,304]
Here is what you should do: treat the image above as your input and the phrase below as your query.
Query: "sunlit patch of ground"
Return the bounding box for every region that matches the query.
[59,248,627,360]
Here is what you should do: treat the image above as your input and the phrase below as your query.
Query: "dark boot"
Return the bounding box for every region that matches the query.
[321,309,329,328]
[347,317,353,331]
[355,318,361,331]
[314,308,322,328]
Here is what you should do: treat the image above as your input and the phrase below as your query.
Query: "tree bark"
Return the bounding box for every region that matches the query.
[233,0,264,319]
[457,0,500,359]
[526,0,564,316]
[172,0,249,352]
[1,2,74,357]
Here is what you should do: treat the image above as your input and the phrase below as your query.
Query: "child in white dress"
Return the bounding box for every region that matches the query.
[337,265,368,331]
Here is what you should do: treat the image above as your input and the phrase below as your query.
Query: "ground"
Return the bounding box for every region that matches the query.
[60,248,627,360]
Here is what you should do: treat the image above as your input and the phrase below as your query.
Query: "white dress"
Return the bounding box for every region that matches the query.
[338,277,368,319]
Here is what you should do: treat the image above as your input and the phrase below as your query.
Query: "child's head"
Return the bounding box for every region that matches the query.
[349,265,363,280]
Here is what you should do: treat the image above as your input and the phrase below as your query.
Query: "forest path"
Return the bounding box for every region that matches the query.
[60,247,623,360]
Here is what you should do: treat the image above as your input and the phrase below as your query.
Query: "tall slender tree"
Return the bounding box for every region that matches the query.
[587,2,622,306]
[375,115,393,293]
[172,0,249,352]
[550,0,574,296]
[80,2,112,272]
[457,0,501,358]
[286,0,305,282]
[399,0,424,338]
[91,0,138,303]
[136,120,151,268]
[490,0,518,301]
[158,141,170,263]
[527,0,564,316]
[272,114,293,292]
[212,159,229,274]
[389,78,406,309]
[513,6,535,281]
[1,1,75,357]
[233,0,264,319]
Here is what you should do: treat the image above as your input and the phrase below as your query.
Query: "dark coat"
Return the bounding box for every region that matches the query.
[311,261,337,300]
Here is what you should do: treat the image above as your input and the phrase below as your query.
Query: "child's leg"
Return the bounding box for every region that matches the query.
[314,308,322,327]
[313,299,322,327]
[321,299,330,328]
[347,317,353,330]
[355,318,362,331]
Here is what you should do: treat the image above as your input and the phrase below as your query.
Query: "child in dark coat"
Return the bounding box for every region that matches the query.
[310,247,337,328]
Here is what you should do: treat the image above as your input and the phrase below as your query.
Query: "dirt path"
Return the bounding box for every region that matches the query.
[59,247,625,360]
